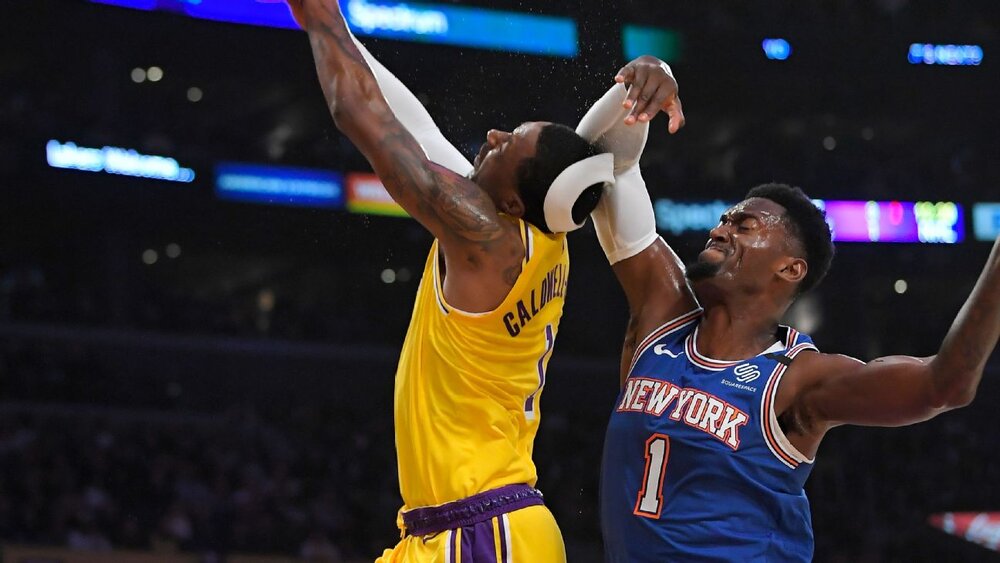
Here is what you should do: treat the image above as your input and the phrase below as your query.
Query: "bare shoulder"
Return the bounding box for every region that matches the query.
[783,351,865,387]
[793,351,865,373]
[419,164,522,267]
[434,194,526,312]
[775,352,862,414]
[787,352,935,384]
[788,352,934,388]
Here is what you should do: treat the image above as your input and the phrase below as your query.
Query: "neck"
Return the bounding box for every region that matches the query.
[694,290,787,361]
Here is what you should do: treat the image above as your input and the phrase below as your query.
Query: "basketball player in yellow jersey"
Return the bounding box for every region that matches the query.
[285,1,684,560]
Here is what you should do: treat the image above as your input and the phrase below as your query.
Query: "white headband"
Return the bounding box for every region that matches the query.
[543,153,615,233]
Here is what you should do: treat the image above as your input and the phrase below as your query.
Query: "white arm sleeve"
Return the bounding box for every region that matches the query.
[577,84,658,264]
[352,37,474,177]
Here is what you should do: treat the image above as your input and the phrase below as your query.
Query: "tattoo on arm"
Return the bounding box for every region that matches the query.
[377,125,504,244]
[308,11,507,248]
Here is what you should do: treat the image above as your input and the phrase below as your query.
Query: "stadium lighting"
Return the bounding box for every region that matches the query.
[908,43,983,66]
[762,38,792,60]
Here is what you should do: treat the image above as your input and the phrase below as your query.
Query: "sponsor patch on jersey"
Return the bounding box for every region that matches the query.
[720,379,758,392]
[733,363,761,383]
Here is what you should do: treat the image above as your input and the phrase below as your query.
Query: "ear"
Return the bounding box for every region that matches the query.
[776,256,808,284]
[496,189,525,218]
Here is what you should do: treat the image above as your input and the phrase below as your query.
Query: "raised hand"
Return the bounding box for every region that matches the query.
[615,55,685,133]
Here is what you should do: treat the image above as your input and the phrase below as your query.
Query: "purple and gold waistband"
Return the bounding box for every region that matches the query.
[402,484,544,537]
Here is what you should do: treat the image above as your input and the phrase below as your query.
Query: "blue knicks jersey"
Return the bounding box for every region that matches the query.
[601,310,819,562]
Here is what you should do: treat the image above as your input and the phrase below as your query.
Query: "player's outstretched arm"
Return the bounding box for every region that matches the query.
[577,57,696,385]
[350,37,473,176]
[588,59,697,385]
[286,0,517,259]
[785,236,1000,430]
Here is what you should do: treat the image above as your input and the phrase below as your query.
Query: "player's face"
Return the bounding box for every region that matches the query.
[470,121,547,206]
[687,198,803,294]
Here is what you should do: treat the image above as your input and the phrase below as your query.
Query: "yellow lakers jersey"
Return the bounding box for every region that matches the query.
[394,218,569,510]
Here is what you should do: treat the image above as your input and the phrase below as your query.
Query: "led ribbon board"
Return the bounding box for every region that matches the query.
[623,25,682,62]
[654,199,732,236]
[929,512,1000,552]
[89,0,578,57]
[46,140,195,183]
[215,163,344,208]
[973,203,1000,241]
[346,173,408,217]
[817,200,963,243]
[654,198,964,243]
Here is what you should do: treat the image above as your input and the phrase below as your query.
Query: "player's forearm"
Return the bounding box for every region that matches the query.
[352,37,474,176]
[299,1,392,141]
[577,84,657,265]
[929,236,1000,407]
[297,4,465,233]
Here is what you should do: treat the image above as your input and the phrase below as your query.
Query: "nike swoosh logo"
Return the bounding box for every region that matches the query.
[653,344,680,358]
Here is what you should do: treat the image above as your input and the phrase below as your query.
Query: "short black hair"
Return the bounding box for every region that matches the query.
[516,123,604,233]
[745,183,835,294]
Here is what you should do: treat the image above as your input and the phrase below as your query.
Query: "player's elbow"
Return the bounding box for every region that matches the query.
[929,381,978,410]
[329,86,388,144]
[323,75,370,128]
[926,359,981,410]
[330,96,360,131]
[946,386,978,409]
[330,100,374,145]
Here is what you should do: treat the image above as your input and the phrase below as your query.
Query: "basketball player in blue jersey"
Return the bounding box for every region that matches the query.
[587,61,1000,562]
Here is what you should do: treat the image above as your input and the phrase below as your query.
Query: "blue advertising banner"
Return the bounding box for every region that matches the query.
[215,163,345,209]
[90,0,578,57]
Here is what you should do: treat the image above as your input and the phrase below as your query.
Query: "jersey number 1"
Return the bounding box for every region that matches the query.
[634,433,670,519]
[524,324,555,421]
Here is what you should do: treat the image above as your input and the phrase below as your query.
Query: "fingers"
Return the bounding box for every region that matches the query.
[632,74,662,121]
[616,61,686,131]
[631,76,670,123]
[622,66,650,123]
[615,65,634,87]
[665,96,686,134]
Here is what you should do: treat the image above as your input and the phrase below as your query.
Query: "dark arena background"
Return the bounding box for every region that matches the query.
[2,1,999,561]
